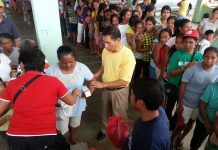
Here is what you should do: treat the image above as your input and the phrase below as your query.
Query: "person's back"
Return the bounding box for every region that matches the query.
[0,48,80,149]
[3,73,68,135]
[123,79,170,150]
[178,0,189,17]
[130,107,170,150]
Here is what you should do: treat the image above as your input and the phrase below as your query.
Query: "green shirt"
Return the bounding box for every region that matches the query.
[168,49,202,87]
[199,83,218,124]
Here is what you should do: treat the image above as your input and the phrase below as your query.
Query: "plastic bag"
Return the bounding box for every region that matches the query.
[106,116,129,148]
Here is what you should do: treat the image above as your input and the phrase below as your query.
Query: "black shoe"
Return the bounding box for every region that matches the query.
[97,131,105,141]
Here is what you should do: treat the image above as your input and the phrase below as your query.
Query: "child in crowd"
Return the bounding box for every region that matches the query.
[198,30,214,54]
[157,5,171,28]
[177,0,189,19]
[167,16,176,36]
[110,14,119,27]
[84,8,94,54]
[141,5,155,25]
[134,20,145,79]
[153,28,172,80]
[67,0,78,44]
[142,16,156,78]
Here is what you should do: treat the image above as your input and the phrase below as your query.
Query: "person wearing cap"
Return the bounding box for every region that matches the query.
[0,3,20,47]
[171,47,218,149]
[165,29,203,121]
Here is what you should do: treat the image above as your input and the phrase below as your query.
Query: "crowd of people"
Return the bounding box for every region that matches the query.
[0,0,218,149]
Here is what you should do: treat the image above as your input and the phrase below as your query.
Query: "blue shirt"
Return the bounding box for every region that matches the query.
[0,17,20,39]
[199,83,218,124]
[182,63,218,108]
[123,107,170,150]
[46,62,93,116]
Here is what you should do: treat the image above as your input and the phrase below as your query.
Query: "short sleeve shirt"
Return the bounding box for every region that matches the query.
[142,32,155,62]
[182,63,218,107]
[0,71,68,136]
[123,107,170,150]
[118,24,129,46]
[0,17,20,39]
[1,47,20,66]
[76,5,88,24]
[200,18,218,34]
[168,49,203,87]
[46,62,93,116]
[199,83,218,124]
[102,46,136,84]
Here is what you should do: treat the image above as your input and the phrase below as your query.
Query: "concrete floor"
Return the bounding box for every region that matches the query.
[0,9,207,150]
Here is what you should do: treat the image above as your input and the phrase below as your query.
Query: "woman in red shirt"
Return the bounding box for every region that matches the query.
[0,48,80,149]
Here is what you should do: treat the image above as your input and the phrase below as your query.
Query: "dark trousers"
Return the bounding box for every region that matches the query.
[133,59,144,79]
[8,135,57,150]
[165,83,178,119]
[60,17,66,37]
[190,119,209,150]
[142,61,150,78]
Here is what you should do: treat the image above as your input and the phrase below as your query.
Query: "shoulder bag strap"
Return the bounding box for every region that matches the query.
[13,75,41,103]
[189,49,196,62]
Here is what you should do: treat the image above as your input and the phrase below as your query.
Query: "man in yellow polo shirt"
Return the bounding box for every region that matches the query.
[90,25,136,141]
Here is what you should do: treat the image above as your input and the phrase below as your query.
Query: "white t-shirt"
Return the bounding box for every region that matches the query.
[0,53,11,81]
[200,18,218,34]
[118,24,129,46]
[0,47,20,66]
[198,39,210,54]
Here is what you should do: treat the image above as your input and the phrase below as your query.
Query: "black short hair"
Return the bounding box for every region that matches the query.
[132,78,164,111]
[109,4,120,12]
[167,16,176,22]
[129,15,140,27]
[179,18,191,28]
[57,45,76,60]
[205,30,215,36]
[110,14,119,24]
[159,28,172,40]
[19,48,45,72]
[102,25,121,40]
[119,8,130,22]
[203,46,218,57]
[161,5,171,14]
[141,5,155,20]
[134,20,144,28]
[146,16,156,25]
[0,33,14,41]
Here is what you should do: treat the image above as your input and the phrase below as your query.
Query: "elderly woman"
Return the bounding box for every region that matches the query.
[46,45,94,144]
[0,48,80,149]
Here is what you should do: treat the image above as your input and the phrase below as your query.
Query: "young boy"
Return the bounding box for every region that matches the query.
[177,0,189,19]
[122,79,170,150]
[198,30,214,54]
